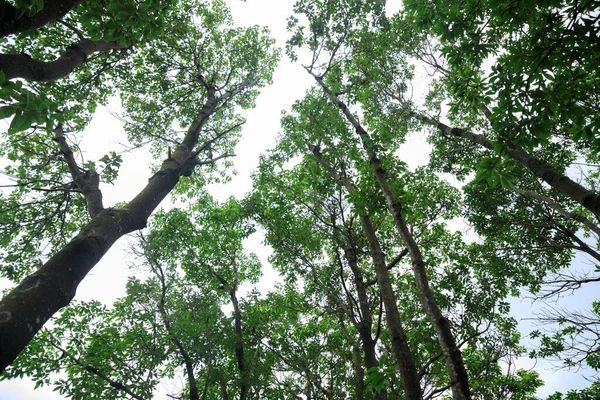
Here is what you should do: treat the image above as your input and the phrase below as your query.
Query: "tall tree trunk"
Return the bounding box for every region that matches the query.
[345,246,390,400]
[219,375,229,400]
[230,293,250,400]
[308,144,423,400]
[312,75,471,400]
[0,92,219,372]
[146,250,200,400]
[410,111,600,220]
[367,150,471,400]
[199,254,250,400]
[353,346,365,400]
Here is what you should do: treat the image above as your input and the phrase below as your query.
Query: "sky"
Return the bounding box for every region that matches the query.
[0,0,597,398]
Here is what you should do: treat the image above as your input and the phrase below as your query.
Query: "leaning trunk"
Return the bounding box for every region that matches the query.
[0,95,218,372]
[230,293,250,400]
[308,143,423,400]
[360,213,423,400]
[313,75,470,400]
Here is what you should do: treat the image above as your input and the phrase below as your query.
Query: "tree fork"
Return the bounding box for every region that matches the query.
[0,95,219,372]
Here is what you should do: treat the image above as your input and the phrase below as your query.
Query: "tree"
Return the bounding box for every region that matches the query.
[0,0,278,371]
[286,2,472,397]
[250,86,544,398]
[1,0,599,396]
[2,194,274,399]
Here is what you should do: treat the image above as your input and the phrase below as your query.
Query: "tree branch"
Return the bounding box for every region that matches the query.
[46,333,149,400]
[0,0,84,37]
[53,124,104,216]
[0,39,129,82]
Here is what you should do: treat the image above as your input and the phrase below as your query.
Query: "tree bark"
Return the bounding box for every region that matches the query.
[0,39,128,82]
[353,345,364,400]
[311,75,471,400]
[410,111,600,220]
[0,91,219,372]
[308,144,423,400]
[367,151,471,400]
[0,0,84,37]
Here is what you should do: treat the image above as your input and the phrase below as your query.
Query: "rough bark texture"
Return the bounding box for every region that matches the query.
[0,39,128,82]
[312,76,471,400]
[0,0,83,37]
[368,152,471,400]
[352,346,365,400]
[308,144,423,400]
[0,92,219,372]
[359,214,423,400]
[410,111,600,220]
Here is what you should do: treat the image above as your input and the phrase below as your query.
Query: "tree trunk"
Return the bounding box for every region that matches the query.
[0,94,218,372]
[0,0,84,37]
[359,213,423,400]
[367,151,471,400]
[0,39,129,82]
[230,293,250,400]
[308,144,423,400]
[220,375,229,400]
[345,247,388,400]
[345,247,379,369]
[312,75,471,400]
[352,346,365,400]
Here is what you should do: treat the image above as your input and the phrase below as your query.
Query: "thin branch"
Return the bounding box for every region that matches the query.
[46,334,149,400]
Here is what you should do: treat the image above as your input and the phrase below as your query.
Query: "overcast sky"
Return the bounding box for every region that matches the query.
[0,0,596,398]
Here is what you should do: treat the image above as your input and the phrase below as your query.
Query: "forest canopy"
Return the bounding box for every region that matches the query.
[0,0,599,399]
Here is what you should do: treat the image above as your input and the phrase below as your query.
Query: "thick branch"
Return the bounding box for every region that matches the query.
[512,185,600,237]
[0,0,83,37]
[0,39,128,82]
[365,248,408,287]
[410,111,600,219]
[53,124,103,216]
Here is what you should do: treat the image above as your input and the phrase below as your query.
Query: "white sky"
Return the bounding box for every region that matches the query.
[0,0,596,398]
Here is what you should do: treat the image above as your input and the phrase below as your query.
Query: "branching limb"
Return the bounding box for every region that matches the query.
[0,39,130,82]
[53,124,104,216]
[512,185,600,237]
[45,333,150,400]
